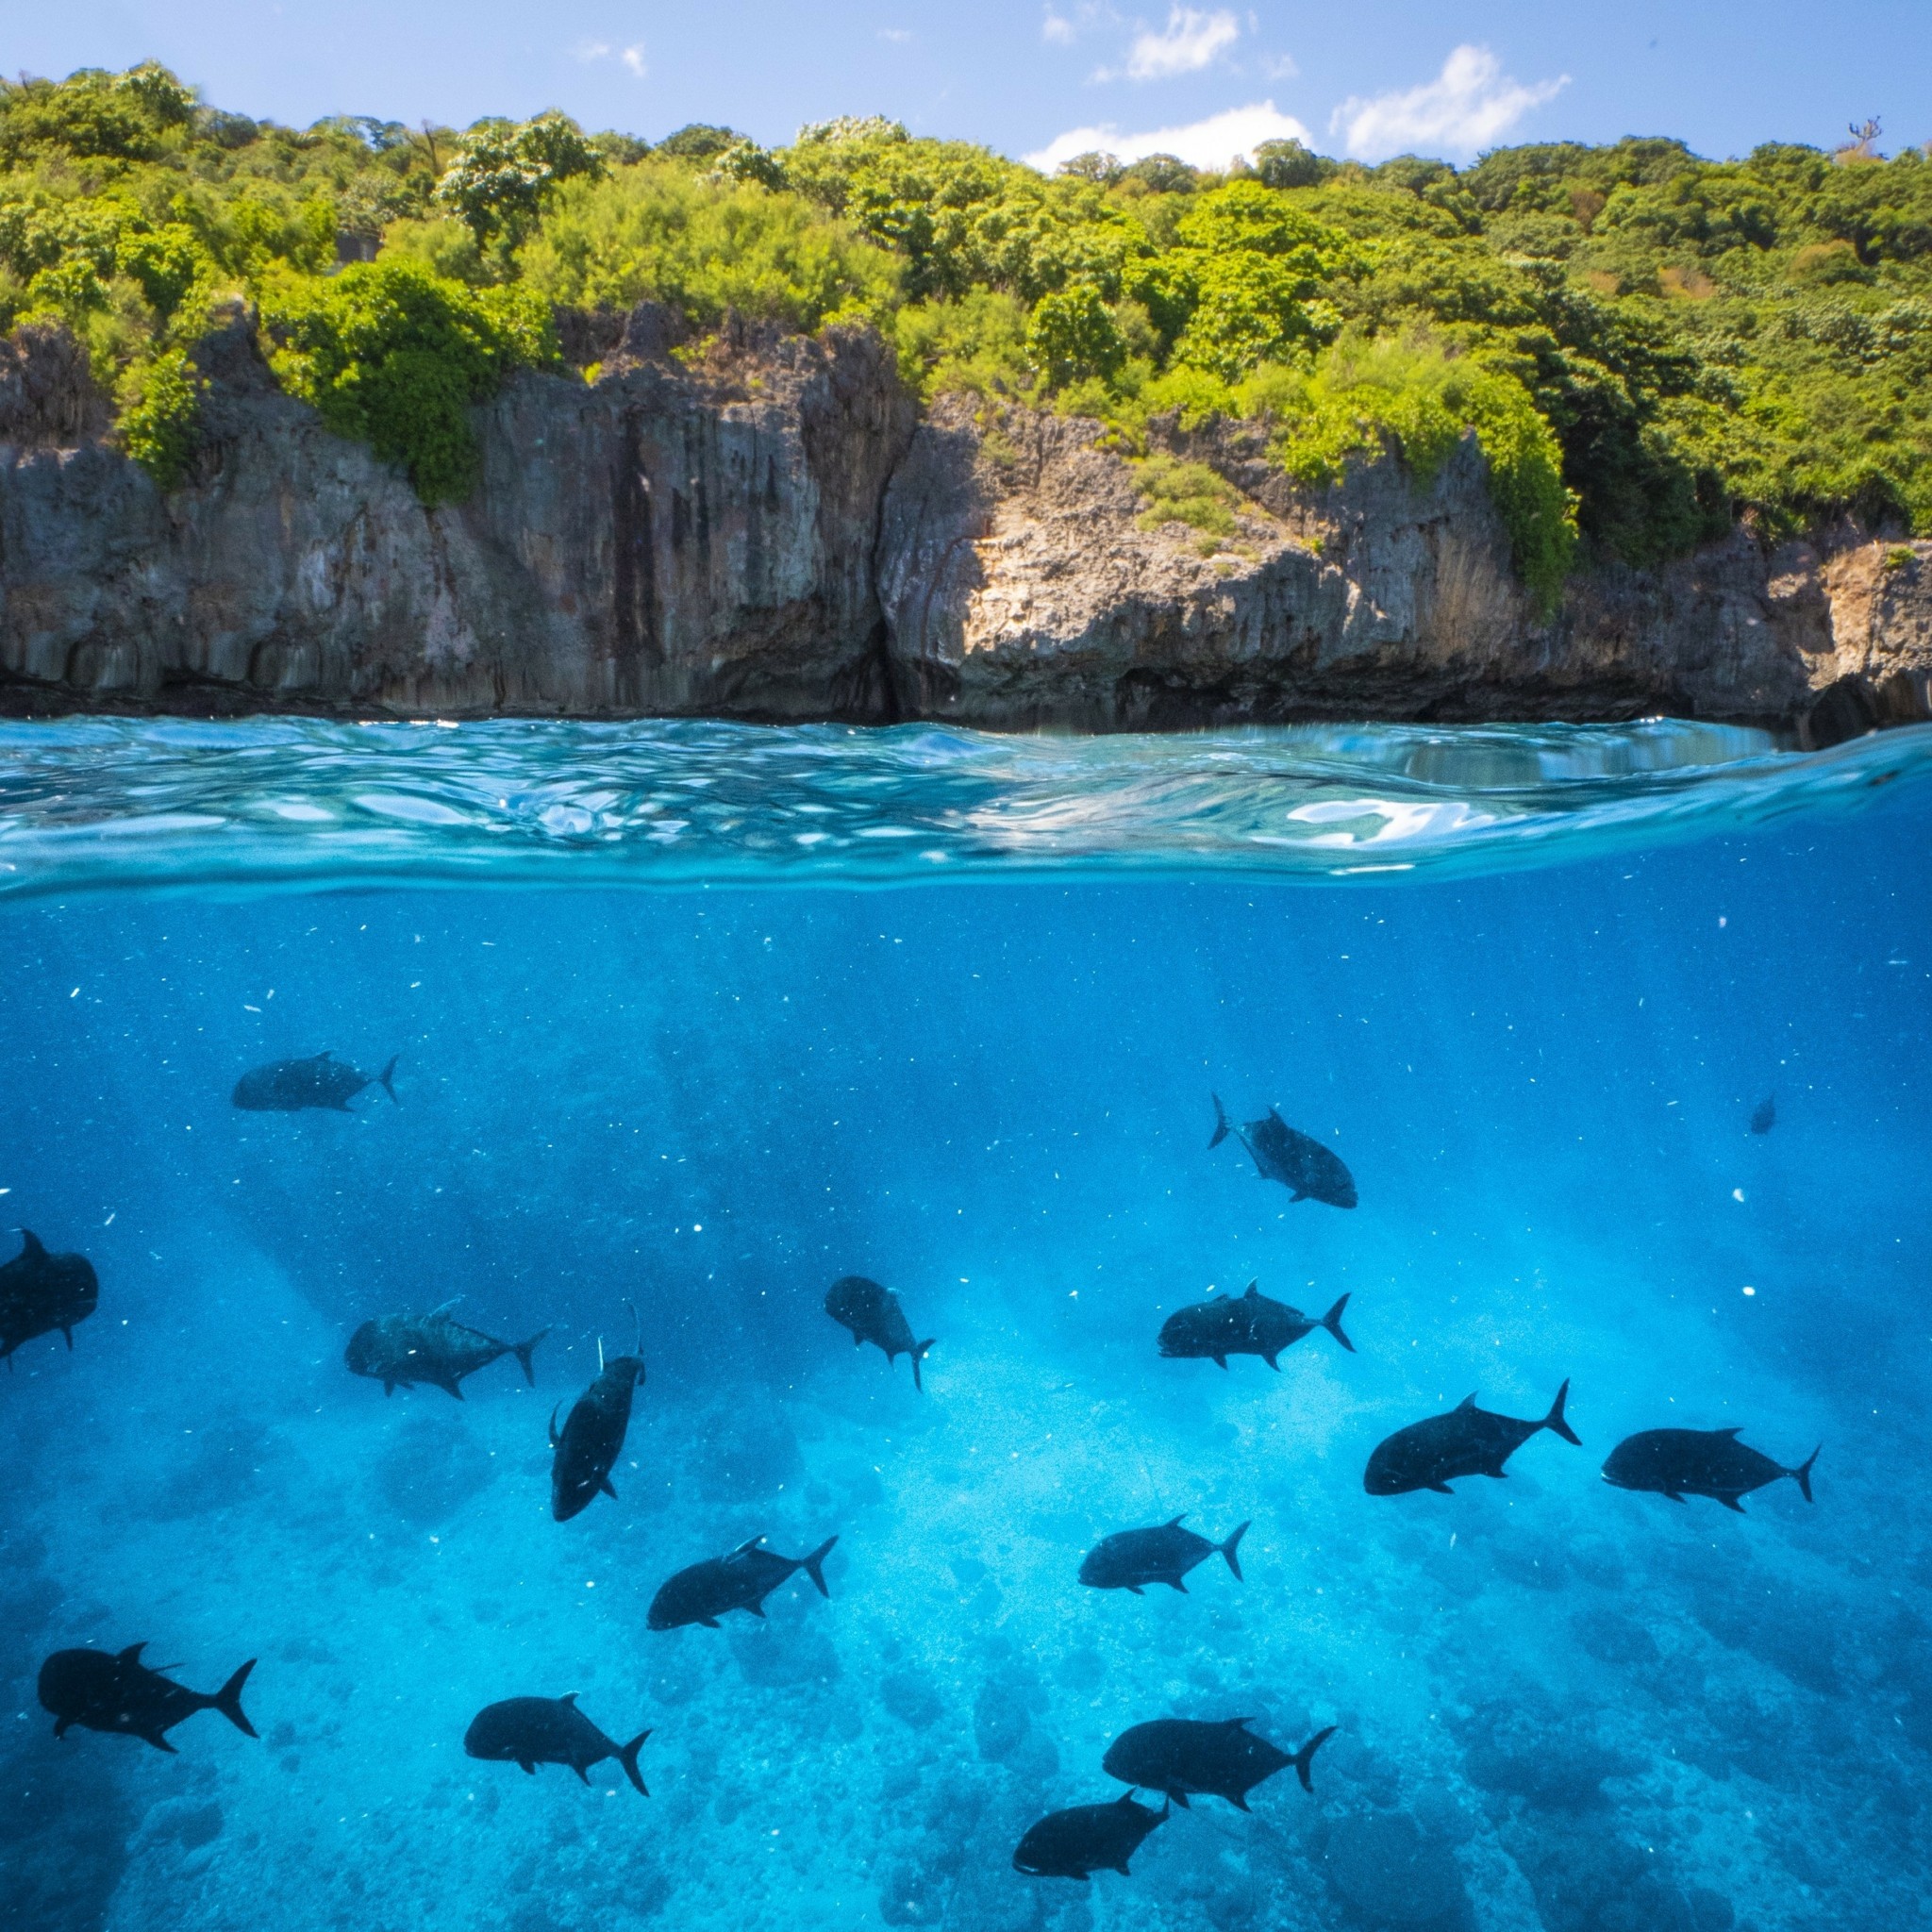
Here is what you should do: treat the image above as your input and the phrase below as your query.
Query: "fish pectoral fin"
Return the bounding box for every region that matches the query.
[143,1732,178,1755]
[573,1765,591,1785]
[518,1760,537,1774]
[1262,1353,1280,1371]
[1663,1491,1686,1503]
[1169,1790,1191,1809]
[1427,1481,1455,1494]
[1212,1356,1227,1370]
[1126,1585,1143,1596]
[744,1601,767,1618]
[1718,1493,1748,1514]
[599,1476,618,1499]
[442,1380,465,1401]
[1166,1577,1188,1593]
[700,1617,721,1629]
[1227,1791,1251,1813]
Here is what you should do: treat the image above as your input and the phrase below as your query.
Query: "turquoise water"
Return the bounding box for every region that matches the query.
[2,718,1930,1932]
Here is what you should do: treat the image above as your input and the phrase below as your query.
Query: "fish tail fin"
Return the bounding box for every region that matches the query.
[513,1328,549,1385]
[1291,1725,1337,1794]
[1791,1444,1821,1503]
[912,1339,936,1392]
[1208,1093,1229,1149]
[1321,1293,1355,1353]
[210,1658,258,1738]
[802,1535,839,1599]
[618,1729,651,1796]
[1221,1520,1250,1583]
[1543,1378,1581,1447]
[378,1055,399,1103]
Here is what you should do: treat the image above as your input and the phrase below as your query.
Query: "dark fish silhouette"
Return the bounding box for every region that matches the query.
[824,1274,935,1391]
[647,1534,838,1630]
[344,1304,546,1399]
[463,1695,650,1793]
[1,1231,98,1364]
[1158,1280,1353,1369]
[1365,1382,1580,1495]
[1013,1791,1170,1880]
[1750,1094,1776,1135]
[1078,1516,1248,1594]
[1603,1427,1819,1512]
[38,1643,256,1753]
[550,1318,645,1523]
[1210,1095,1357,1208]
[231,1051,397,1112]
[1102,1718,1334,1809]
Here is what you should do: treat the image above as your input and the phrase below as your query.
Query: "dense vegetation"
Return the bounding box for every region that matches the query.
[5,64,1930,600]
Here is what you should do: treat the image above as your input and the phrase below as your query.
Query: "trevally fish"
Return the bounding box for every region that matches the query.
[550,1312,644,1522]
[1,1230,98,1364]
[231,1051,397,1113]
[1210,1095,1357,1208]
[647,1534,838,1630]
[39,1643,256,1753]
[1365,1382,1580,1495]
[1102,1718,1335,1809]
[1013,1792,1169,1880]
[463,1695,650,1793]
[1078,1516,1248,1594]
[344,1304,546,1399]
[1603,1426,1818,1512]
[824,1274,935,1391]
[1158,1281,1353,1369]
[1750,1094,1776,1135]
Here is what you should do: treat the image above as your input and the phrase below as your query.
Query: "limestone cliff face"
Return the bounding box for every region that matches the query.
[3,314,1928,742]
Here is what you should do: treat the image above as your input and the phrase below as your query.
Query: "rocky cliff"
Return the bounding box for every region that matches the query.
[3,312,1928,743]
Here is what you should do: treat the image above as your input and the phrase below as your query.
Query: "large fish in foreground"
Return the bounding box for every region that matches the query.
[1013,1792,1169,1880]
[38,1643,256,1753]
[1603,1426,1818,1512]
[550,1315,645,1522]
[1102,1718,1335,1808]
[647,1534,838,1630]
[824,1275,935,1391]
[1209,1096,1357,1208]
[231,1051,397,1113]
[1078,1517,1248,1594]
[463,1695,650,1793]
[1158,1281,1353,1369]
[1365,1382,1579,1495]
[344,1304,546,1399]
[1,1231,98,1363]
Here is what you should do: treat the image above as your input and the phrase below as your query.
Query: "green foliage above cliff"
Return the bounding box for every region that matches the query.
[2,63,1929,581]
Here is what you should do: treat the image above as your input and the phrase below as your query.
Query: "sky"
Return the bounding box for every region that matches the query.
[13,1,1932,170]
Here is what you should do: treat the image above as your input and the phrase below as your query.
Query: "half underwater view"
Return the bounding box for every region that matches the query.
[2,714,1930,1932]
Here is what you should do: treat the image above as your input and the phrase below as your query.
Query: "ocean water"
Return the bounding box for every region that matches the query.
[1,717,1929,1932]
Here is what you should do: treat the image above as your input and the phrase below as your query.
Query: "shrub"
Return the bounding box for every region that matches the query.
[434,112,601,249]
[1132,454,1241,541]
[1026,282,1124,388]
[117,344,204,488]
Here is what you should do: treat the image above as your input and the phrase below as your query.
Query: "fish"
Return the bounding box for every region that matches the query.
[1210,1095,1357,1208]
[1602,1426,1819,1512]
[1102,1718,1335,1809]
[38,1643,256,1753]
[1364,1381,1580,1495]
[1078,1516,1249,1594]
[463,1695,650,1793]
[1749,1094,1776,1135]
[646,1534,838,1630]
[0,1230,98,1364]
[231,1051,398,1113]
[549,1312,644,1522]
[344,1304,546,1399]
[1158,1280,1353,1369]
[1012,1791,1170,1880]
[824,1274,935,1391]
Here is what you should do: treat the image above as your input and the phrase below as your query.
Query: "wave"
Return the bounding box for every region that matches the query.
[1,715,1927,897]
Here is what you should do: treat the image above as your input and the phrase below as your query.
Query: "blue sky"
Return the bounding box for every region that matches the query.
[19,1,1932,168]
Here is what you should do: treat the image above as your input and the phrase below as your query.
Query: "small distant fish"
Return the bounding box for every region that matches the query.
[647,1534,838,1630]
[1,1230,98,1364]
[463,1695,650,1793]
[1078,1516,1249,1594]
[344,1304,546,1399]
[1749,1094,1776,1135]
[231,1051,397,1113]
[39,1643,256,1753]
[824,1275,935,1391]
[550,1310,644,1522]
[1102,1718,1334,1809]
[1210,1095,1357,1208]
[1013,1791,1169,1881]
[1365,1382,1580,1495]
[1603,1426,1819,1512]
[1158,1280,1353,1370]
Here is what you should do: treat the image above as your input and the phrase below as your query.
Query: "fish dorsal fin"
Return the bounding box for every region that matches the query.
[427,1299,460,1319]
[1165,1514,1187,1528]
[20,1230,45,1257]
[1116,1790,1140,1807]
[729,1535,764,1558]
[1243,1281,1259,1300]
[1224,1716,1252,1728]
[314,1050,334,1061]
[1717,1426,1743,1437]
[1456,1392,1478,1411]
[559,1692,578,1706]
[117,1641,147,1665]
[1268,1108,1287,1125]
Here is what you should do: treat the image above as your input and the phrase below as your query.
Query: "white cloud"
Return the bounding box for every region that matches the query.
[1330,44,1566,160]
[621,42,647,78]
[573,39,611,62]
[1105,7,1241,81]
[1042,10,1077,42]
[1260,52,1298,81]
[575,38,648,79]
[1025,99,1312,174]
